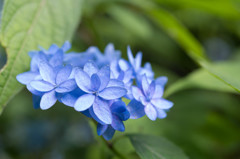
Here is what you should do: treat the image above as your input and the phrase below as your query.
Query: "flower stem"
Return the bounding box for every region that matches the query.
[100,136,128,159]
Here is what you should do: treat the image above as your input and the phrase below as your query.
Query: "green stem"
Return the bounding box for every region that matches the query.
[100,136,128,159]
[91,119,127,159]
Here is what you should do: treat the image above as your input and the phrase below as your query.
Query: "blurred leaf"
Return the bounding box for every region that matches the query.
[0,0,83,114]
[155,0,240,20]
[128,134,188,159]
[147,8,209,66]
[165,65,237,97]
[107,5,152,39]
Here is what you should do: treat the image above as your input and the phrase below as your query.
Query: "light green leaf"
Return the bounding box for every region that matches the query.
[0,0,83,114]
[128,134,188,159]
[155,0,240,20]
[165,65,237,97]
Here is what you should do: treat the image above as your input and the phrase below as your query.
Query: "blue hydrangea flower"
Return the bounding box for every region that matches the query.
[128,75,173,120]
[73,61,127,124]
[29,62,77,110]
[97,100,130,140]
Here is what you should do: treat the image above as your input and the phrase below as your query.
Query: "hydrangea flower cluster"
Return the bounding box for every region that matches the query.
[17,42,173,140]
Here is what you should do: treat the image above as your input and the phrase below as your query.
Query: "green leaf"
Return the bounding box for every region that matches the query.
[146,8,209,66]
[0,0,83,114]
[155,0,240,20]
[128,134,188,159]
[165,65,237,97]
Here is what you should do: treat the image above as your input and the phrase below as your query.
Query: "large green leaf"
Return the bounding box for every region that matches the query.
[165,64,237,97]
[0,0,83,114]
[128,134,188,159]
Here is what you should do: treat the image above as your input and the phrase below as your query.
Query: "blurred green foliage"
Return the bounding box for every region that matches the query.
[1,0,240,158]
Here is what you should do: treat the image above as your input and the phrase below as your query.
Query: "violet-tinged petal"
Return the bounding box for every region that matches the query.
[152,85,164,99]
[127,99,145,119]
[84,61,99,77]
[55,79,77,93]
[145,103,157,121]
[97,65,110,91]
[30,52,47,72]
[74,94,95,111]
[39,61,56,84]
[97,124,108,136]
[91,74,101,91]
[107,79,124,88]
[99,87,127,100]
[141,75,149,96]
[112,115,125,132]
[32,95,41,109]
[16,71,39,85]
[151,99,173,109]
[131,86,144,101]
[30,80,54,92]
[93,98,112,124]
[40,90,57,110]
[56,65,72,84]
[103,126,115,140]
[156,109,167,119]
[155,76,168,87]
[49,50,64,67]
[123,69,133,83]
[75,68,92,93]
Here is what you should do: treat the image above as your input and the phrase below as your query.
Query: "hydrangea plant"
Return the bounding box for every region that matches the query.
[16,42,173,140]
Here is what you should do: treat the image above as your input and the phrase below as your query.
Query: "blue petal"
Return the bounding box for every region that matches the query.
[38,61,56,84]
[56,65,72,84]
[47,44,59,54]
[112,115,125,132]
[131,86,144,101]
[91,74,101,91]
[127,99,145,119]
[93,98,112,124]
[141,75,149,96]
[62,41,71,52]
[61,88,85,107]
[147,81,156,99]
[152,85,164,99]
[55,79,77,93]
[135,52,142,71]
[30,52,47,72]
[151,99,173,109]
[119,59,130,71]
[74,94,95,111]
[127,46,134,66]
[16,71,39,84]
[110,101,130,121]
[75,68,92,93]
[99,87,127,100]
[40,90,57,110]
[155,76,168,87]
[32,95,41,109]
[156,109,167,119]
[103,126,115,140]
[27,84,44,96]
[107,79,124,88]
[49,50,64,67]
[30,80,54,92]
[84,61,99,77]
[97,124,108,136]
[89,107,106,125]
[144,103,157,121]
[97,65,110,91]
